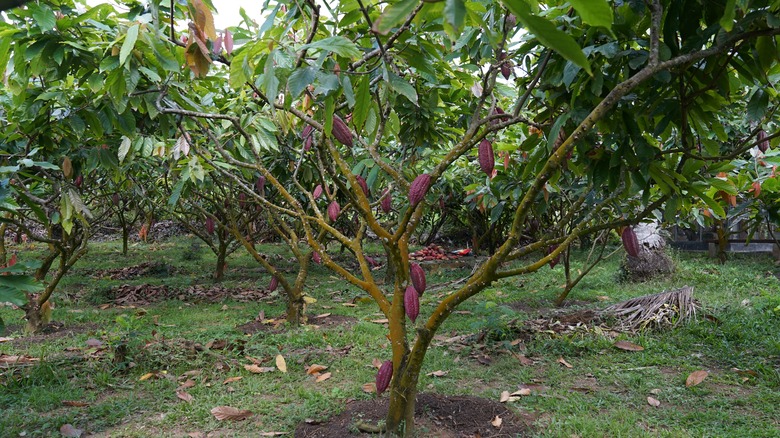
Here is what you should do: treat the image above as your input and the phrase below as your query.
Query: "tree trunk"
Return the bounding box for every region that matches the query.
[24,301,43,334]
[214,242,227,281]
[122,226,129,256]
[286,293,304,326]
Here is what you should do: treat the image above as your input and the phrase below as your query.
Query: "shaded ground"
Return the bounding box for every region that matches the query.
[3,322,99,347]
[236,313,357,334]
[295,393,531,438]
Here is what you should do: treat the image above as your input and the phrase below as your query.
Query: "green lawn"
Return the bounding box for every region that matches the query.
[1,236,779,437]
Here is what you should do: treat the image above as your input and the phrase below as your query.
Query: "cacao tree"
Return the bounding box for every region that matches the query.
[4,0,780,436]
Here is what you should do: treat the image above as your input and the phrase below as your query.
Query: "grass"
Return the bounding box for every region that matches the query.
[1,235,779,437]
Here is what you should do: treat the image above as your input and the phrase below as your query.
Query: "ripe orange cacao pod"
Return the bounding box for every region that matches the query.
[355,175,369,196]
[331,115,353,147]
[404,285,419,323]
[408,174,431,206]
[757,130,770,153]
[376,360,393,395]
[327,201,340,222]
[478,139,495,175]
[381,189,392,213]
[621,227,640,257]
[313,184,323,199]
[268,276,279,292]
[302,124,314,151]
[410,263,426,296]
[206,217,215,235]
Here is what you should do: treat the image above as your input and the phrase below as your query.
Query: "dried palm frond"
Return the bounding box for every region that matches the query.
[601,286,698,332]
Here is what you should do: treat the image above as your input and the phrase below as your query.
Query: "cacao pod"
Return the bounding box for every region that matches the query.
[381,189,392,213]
[757,130,770,153]
[547,245,560,269]
[478,139,495,175]
[313,184,323,199]
[404,285,419,322]
[376,360,393,395]
[410,263,426,295]
[312,251,321,264]
[491,107,510,126]
[223,30,233,55]
[112,193,120,206]
[752,181,761,198]
[212,35,222,55]
[332,115,353,147]
[302,124,314,151]
[256,176,266,195]
[206,217,215,235]
[327,200,340,222]
[621,227,640,257]
[62,157,73,178]
[501,62,511,80]
[74,175,83,188]
[505,13,517,30]
[365,255,378,267]
[355,175,369,197]
[408,174,431,206]
[268,276,279,292]
[238,193,247,209]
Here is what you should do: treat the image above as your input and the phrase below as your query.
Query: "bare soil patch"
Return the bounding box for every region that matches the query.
[4,322,100,347]
[295,393,531,437]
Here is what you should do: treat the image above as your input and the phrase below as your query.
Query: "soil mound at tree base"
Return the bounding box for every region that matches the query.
[295,393,530,437]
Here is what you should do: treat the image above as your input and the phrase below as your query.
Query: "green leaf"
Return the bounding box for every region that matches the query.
[568,0,613,31]
[387,72,418,105]
[32,4,56,32]
[299,36,361,59]
[708,178,737,195]
[352,76,371,131]
[690,185,726,218]
[374,0,418,35]
[0,30,15,78]
[118,136,132,163]
[0,315,5,335]
[502,0,592,76]
[444,0,466,34]
[120,24,139,66]
[720,0,736,32]
[287,66,316,99]
[747,89,768,122]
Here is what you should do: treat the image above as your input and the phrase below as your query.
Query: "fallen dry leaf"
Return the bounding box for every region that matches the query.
[370,318,389,324]
[427,370,448,377]
[362,382,377,393]
[514,354,533,366]
[176,391,194,402]
[258,433,287,437]
[139,372,157,381]
[275,354,287,373]
[245,364,275,373]
[0,354,39,366]
[211,406,253,421]
[372,358,382,369]
[61,400,90,407]
[0,337,14,343]
[686,370,708,387]
[177,379,196,390]
[59,424,84,437]
[342,303,357,307]
[223,376,243,384]
[315,372,332,382]
[509,338,523,346]
[313,313,331,319]
[245,356,263,365]
[306,364,328,375]
[557,357,573,369]
[511,388,531,396]
[614,340,645,351]
[647,396,661,407]
[491,415,502,428]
